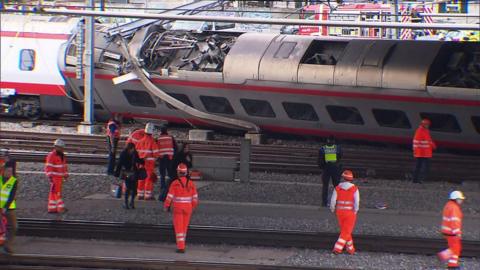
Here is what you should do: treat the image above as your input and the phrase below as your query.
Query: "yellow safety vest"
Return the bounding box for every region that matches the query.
[0,176,17,209]
[323,145,337,163]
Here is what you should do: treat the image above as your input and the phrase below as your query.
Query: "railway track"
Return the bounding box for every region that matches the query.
[14,219,480,257]
[1,130,479,180]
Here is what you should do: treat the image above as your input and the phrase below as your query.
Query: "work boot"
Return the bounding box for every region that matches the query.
[129,202,135,209]
[58,208,68,214]
[176,249,185,253]
[123,203,130,209]
[332,250,342,255]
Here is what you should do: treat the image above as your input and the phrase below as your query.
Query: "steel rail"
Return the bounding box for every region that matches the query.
[2,8,479,30]
[14,218,480,257]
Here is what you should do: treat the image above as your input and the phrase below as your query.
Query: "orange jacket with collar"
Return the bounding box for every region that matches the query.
[441,200,463,236]
[413,126,436,158]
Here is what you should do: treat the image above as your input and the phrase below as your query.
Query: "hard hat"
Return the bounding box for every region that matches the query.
[449,191,465,200]
[144,123,155,134]
[342,170,354,181]
[54,139,66,148]
[177,163,188,175]
[421,118,431,126]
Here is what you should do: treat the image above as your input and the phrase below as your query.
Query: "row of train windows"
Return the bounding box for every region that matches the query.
[123,90,479,134]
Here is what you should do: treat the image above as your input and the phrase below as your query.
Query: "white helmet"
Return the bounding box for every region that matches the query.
[449,191,465,200]
[54,139,66,148]
[144,123,155,134]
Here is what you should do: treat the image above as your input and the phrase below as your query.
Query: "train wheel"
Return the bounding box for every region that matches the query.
[14,97,42,120]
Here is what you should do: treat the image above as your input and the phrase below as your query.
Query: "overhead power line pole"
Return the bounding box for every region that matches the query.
[83,0,95,131]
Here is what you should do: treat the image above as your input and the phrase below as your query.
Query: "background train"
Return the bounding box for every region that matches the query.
[1,14,479,150]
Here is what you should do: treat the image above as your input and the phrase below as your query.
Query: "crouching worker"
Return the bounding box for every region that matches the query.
[330,170,359,255]
[115,143,143,209]
[1,161,18,254]
[164,163,198,253]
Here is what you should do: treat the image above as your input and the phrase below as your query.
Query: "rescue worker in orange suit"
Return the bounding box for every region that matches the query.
[135,123,160,200]
[330,170,359,255]
[45,139,68,213]
[438,191,465,270]
[164,163,198,253]
[1,161,17,254]
[318,135,342,207]
[158,126,176,201]
[412,118,436,183]
[126,128,145,146]
[106,114,122,175]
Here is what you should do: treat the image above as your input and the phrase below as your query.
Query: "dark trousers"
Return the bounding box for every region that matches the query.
[107,137,119,175]
[158,156,173,201]
[322,163,341,206]
[4,210,17,250]
[413,157,430,183]
[124,174,138,207]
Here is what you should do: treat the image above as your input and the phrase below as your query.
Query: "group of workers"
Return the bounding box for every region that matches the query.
[0,117,467,268]
[319,118,464,269]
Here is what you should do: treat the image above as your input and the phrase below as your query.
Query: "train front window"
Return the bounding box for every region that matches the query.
[372,109,411,129]
[122,90,156,108]
[19,49,35,71]
[326,105,364,125]
[420,113,461,133]
[282,102,319,121]
[241,99,275,118]
[200,96,234,114]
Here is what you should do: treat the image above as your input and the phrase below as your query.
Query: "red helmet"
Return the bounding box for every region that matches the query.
[421,118,431,126]
[342,170,354,181]
[177,163,188,175]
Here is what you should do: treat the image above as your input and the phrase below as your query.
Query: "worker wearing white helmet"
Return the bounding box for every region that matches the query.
[135,123,160,200]
[438,190,465,269]
[44,139,68,213]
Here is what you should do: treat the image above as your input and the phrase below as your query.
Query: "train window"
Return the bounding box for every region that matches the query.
[200,96,234,114]
[122,90,156,108]
[472,116,480,134]
[282,102,318,121]
[372,109,411,129]
[240,99,275,118]
[420,113,461,133]
[166,93,193,110]
[19,49,35,71]
[274,42,296,59]
[326,105,364,125]
[301,40,347,65]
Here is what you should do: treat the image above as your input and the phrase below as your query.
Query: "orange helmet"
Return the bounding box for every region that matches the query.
[342,170,354,181]
[421,118,431,126]
[177,163,188,175]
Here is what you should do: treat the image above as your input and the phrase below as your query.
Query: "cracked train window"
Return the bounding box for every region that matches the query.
[200,96,234,114]
[327,105,364,125]
[19,49,36,71]
[240,99,276,118]
[282,102,319,121]
[372,109,411,129]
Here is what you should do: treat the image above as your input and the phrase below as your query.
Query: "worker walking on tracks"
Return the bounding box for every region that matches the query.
[412,118,436,183]
[136,123,160,200]
[45,139,68,213]
[1,161,17,254]
[157,126,176,201]
[164,163,198,253]
[330,170,359,255]
[438,191,465,270]
[106,114,122,175]
[319,135,342,207]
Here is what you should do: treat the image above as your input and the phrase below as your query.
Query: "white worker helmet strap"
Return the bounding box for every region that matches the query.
[145,123,155,134]
[54,139,66,147]
[449,190,465,200]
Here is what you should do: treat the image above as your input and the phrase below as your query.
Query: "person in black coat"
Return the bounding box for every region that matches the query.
[114,143,143,209]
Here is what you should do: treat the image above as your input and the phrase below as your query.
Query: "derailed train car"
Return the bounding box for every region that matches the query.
[1,14,479,149]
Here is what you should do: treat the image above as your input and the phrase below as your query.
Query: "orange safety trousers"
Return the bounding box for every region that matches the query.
[48,177,65,213]
[438,235,462,267]
[137,159,156,199]
[333,211,356,254]
[173,207,192,250]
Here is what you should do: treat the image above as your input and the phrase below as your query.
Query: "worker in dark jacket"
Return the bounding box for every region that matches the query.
[171,143,193,179]
[318,136,343,207]
[1,161,17,254]
[115,143,143,209]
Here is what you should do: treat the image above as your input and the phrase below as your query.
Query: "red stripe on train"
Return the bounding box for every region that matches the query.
[64,72,480,107]
[0,31,70,40]
[118,112,480,150]
[0,81,65,96]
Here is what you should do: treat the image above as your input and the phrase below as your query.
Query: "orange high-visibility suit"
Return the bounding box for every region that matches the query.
[45,150,68,213]
[164,176,198,251]
[330,182,359,254]
[135,134,159,199]
[126,129,145,146]
[413,126,436,158]
[438,201,463,268]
